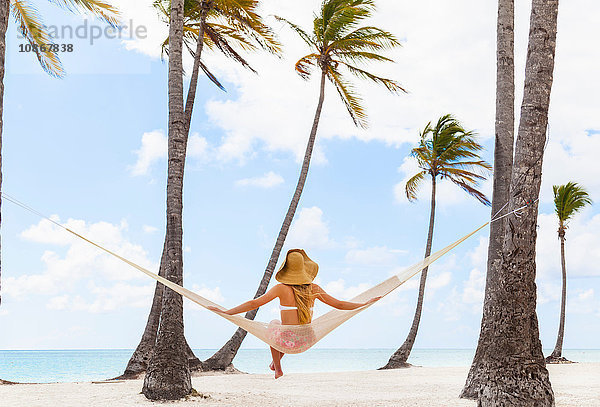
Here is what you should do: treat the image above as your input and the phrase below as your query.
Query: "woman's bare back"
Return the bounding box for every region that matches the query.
[278,284,315,325]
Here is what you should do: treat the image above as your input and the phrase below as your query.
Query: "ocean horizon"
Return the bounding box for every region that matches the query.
[2,348,599,384]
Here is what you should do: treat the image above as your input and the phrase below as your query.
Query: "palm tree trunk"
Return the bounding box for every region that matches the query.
[0,0,9,306]
[202,69,328,371]
[121,239,168,377]
[460,0,515,398]
[472,0,558,404]
[380,176,436,369]
[548,229,567,361]
[183,14,207,135]
[123,13,208,379]
[142,0,192,399]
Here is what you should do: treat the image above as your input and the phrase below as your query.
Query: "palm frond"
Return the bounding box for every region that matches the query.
[12,0,65,77]
[49,0,120,26]
[216,0,281,54]
[449,177,491,206]
[274,15,315,48]
[327,65,367,128]
[331,26,399,52]
[334,50,394,64]
[198,60,226,91]
[553,182,593,223]
[405,171,427,202]
[321,0,374,41]
[204,23,257,73]
[340,62,405,93]
[294,53,320,79]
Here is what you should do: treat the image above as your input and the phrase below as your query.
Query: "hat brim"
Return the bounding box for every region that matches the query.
[275,249,318,285]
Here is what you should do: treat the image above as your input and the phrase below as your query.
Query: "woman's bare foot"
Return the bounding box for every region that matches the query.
[274,367,283,379]
[269,361,275,371]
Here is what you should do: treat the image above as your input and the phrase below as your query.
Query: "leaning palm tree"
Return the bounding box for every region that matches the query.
[0,0,119,305]
[546,182,592,363]
[380,114,491,369]
[203,0,405,370]
[122,0,280,377]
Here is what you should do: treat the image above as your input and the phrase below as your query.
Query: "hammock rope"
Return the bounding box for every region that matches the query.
[1,193,532,354]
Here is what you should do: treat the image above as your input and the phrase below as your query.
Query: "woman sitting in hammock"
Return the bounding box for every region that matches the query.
[209,249,381,379]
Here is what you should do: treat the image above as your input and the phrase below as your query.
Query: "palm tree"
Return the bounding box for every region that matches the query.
[123,0,279,377]
[380,114,491,369]
[0,0,119,305]
[154,0,279,132]
[141,0,191,400]
[461,0,515,397]
[468,0,559,403]
[203,0,404,370]
[546,182,592,363]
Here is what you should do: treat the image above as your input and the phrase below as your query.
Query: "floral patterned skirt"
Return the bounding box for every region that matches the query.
[268,320,316,354]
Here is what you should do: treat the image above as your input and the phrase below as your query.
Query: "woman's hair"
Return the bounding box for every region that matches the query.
[290,284,315,324]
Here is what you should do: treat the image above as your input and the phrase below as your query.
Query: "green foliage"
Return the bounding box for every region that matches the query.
[553,182,592,227]
[155,0,281,90]
[277,0,403,129]
[405,114,492,205]
[10,0,120,77]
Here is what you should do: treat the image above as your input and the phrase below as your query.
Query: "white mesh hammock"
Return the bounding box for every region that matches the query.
[4,193,521,355]
[64,221,490,354]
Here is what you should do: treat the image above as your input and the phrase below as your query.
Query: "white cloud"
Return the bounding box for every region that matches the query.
[539,131,600,204]
[47,294,70,310]
[142,225,158,234]
[111,0,167,58]
[235,171,284,188]
[117,0,600,183]
[5,217,159,313]
[128,130,211,176]
[191,284,224,304]
[129,130,167,176]
[321,279,373,301]
[345,246,407,266]
[285,206,335,250]
[188,134,210,159]
[192,0,499,164]
[536,212,600,280]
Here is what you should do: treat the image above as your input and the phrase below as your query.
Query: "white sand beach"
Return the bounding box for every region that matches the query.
[1,363,598,407]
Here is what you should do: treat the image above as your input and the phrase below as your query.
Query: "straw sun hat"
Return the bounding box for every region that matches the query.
[275,249,319,285]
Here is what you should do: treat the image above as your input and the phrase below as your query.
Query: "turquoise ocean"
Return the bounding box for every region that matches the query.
[1,349,599,383]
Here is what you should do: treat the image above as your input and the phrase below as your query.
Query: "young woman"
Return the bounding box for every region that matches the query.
[209,249,381,379]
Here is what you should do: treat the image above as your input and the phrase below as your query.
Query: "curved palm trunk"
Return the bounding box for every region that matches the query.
[0,0,9,307]
[460,0,515,398]
[548,228,567,361]
[202,69,328,370]
[470,0,558,404]
[380,176,436,369]
[123,15,207,378]
[142,0,192,400]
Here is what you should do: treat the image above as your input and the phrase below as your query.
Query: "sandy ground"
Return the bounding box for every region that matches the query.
[1,363,598,407]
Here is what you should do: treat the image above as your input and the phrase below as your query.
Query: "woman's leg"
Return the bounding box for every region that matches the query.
[269,347,284,379]
[269,351,285,370]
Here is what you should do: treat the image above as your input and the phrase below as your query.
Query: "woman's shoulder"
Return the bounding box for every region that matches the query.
[310,283,324,293]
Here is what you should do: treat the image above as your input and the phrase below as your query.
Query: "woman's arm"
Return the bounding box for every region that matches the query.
[208,285,281,315]
[313,284,381,310]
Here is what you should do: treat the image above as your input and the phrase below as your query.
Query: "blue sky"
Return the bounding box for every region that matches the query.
[1,0,599,355]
